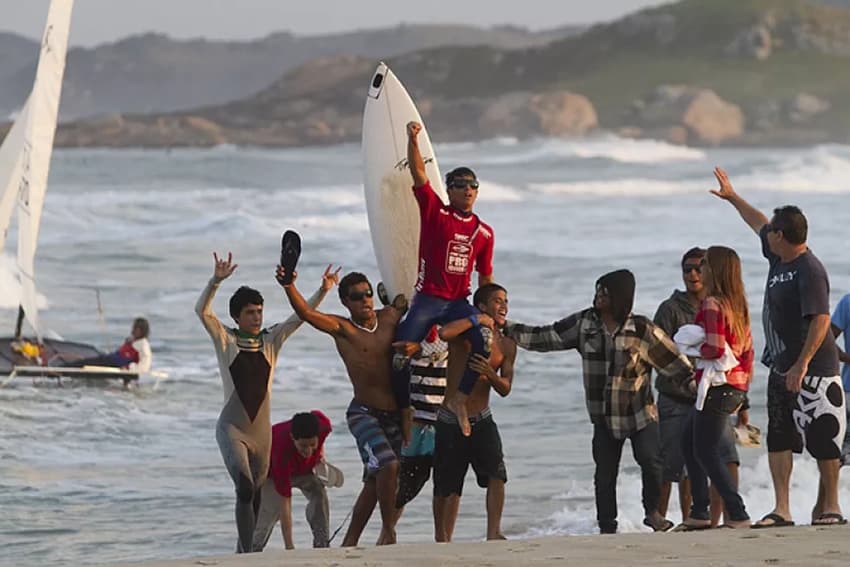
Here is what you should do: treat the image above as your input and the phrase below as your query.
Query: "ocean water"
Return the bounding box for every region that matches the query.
[1,135,850,566]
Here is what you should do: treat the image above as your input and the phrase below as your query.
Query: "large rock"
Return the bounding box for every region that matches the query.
[478,91,597,138]
[626,85,744,145]
[726,25,773,60]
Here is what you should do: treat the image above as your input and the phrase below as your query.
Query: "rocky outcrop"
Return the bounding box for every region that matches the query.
[625,85,744,145]
[478,91,597,138]
[726,24,773,59]
[751,92,831,131]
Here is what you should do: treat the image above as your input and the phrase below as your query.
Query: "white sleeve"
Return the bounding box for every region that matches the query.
[270,286,327,351]
[129,338,152,374]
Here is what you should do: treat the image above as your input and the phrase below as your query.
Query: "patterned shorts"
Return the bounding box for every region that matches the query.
[792,375,846,460]
[346,400,402,480]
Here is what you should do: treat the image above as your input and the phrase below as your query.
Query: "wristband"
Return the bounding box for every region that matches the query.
[468,314,480,328]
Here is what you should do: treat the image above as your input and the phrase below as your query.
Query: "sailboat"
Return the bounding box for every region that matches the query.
[0,0,152,386]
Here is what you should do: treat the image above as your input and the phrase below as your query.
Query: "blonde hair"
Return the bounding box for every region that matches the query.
[705,246,749,341]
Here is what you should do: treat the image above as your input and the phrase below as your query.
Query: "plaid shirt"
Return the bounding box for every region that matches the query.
[505,308,693,439]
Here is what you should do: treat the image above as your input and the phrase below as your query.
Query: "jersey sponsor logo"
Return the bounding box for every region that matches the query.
[446,237,473,274]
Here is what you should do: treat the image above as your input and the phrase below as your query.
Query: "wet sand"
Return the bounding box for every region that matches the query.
[112,524,850,566]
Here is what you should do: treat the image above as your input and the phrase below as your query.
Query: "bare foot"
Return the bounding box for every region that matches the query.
[446,393,471,436]
[376,527,397,545]
[487,533,507,540]
[723,519,752,529]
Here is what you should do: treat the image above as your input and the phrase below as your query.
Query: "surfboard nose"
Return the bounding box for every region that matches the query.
[368,62,389,99]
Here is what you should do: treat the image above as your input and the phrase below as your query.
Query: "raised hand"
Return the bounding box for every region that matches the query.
[407,121,422,140]
[213,252,237,281]
[709,167,737,201]
[275,265,297,287]
[321,264,342,292]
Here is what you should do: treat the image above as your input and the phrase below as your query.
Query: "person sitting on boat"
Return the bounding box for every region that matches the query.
[65,317,152,373]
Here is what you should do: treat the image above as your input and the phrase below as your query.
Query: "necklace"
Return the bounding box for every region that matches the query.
[350,317,378,333]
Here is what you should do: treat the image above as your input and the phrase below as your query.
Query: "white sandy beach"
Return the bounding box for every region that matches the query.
[113,525,850,567]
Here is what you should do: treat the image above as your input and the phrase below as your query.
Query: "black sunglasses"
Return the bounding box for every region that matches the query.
[347,288,374,301]
[682,261,704,274]
[449,179,479,190]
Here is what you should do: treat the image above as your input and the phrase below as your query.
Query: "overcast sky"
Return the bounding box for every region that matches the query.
[2,0,672,46]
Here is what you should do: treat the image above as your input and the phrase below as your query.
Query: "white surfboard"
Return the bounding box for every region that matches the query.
[362,62,447,303]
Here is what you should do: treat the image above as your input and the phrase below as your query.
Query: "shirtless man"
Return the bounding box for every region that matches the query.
[196,252,332,553]
[432,283,516,541]
[279,265,407,546]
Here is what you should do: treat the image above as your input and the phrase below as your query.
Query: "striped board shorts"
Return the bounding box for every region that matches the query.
[346,399,403,480]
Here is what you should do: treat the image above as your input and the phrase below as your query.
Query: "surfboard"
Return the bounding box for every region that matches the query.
[361,62,447,303]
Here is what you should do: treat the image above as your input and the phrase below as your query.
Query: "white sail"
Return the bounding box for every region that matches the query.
[14,0,74,338]
[0,98,31,252]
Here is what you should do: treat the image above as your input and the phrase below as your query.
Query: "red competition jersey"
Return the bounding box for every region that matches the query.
[414,182,494,300]
[269,410,332,497]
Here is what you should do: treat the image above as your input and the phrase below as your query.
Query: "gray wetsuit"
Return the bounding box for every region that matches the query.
[195,278,323,552]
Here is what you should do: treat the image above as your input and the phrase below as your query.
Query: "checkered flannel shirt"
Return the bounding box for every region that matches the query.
[505,308,693,439]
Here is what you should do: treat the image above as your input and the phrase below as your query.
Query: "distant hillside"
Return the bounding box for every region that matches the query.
[0,24,582,120]
[44,0,850,147]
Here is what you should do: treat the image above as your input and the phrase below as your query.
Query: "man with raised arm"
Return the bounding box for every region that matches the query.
[392,121,496,439]
[710,168,845,527]
[433,283,517,542]
[278,264,408,545]
[195,252,331,553]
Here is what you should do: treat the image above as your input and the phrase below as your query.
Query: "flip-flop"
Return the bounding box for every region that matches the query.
[812,512,847,526]
[276,230,301,286]
[751,513,795,529]
[643,517,675,532]
[376,282,390,307]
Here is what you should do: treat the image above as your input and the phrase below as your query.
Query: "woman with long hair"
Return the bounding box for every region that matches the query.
[681,246,754,529]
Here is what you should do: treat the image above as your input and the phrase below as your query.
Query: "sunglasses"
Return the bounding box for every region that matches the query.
[347,288,374,301]
[449,179,479,190]
[682,262,703,274]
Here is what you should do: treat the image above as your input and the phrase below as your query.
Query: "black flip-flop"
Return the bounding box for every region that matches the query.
[643,517,675,532]
[276,230,301,286]
[376,282,390,307]
[751,513,795,529]
[671,522,712,532]
[812,512,847,526]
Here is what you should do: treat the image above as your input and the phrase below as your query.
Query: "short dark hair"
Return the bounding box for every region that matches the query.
[229,286,264,320]
[681,247,706,267]
[132,317,150,338]
[339,272,370,300]
[771,205,807,245]
[595,269,636,326]
[473,283,507,311]
[291,412,319,439]
[445,166,477,187]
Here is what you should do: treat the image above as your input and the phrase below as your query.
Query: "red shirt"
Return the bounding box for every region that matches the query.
[694,297,754,391]
[413,182,494,300]
[116,339,140,363]
[269,410,332,498]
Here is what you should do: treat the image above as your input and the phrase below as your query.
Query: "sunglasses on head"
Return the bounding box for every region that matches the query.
[449,179,479,190]
[347,288,374,301]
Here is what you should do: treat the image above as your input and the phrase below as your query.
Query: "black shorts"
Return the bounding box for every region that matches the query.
[767,369,804,454]
[433,408,507,497]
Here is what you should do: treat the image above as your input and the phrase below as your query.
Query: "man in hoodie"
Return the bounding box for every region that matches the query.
[505,270,694,534]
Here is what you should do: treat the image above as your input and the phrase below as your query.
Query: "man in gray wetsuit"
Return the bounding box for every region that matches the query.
[195,252,334,553]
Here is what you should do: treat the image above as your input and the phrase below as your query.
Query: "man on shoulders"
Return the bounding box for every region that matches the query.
[391,121,496,438]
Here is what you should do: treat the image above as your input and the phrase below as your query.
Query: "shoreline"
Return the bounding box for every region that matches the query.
[111,526,850,567]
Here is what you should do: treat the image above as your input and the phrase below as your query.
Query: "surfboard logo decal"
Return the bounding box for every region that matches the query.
[393,157,434,171]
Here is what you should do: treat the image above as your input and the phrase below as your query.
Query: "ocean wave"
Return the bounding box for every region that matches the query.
[736,146,850,193]
[465,135,706,166]
[529,178,704,197]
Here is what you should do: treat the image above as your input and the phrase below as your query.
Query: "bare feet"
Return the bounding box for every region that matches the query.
[723,519,752,529]
[376,527,397,545]
[446,393,471,436]
[487,533,507,540]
